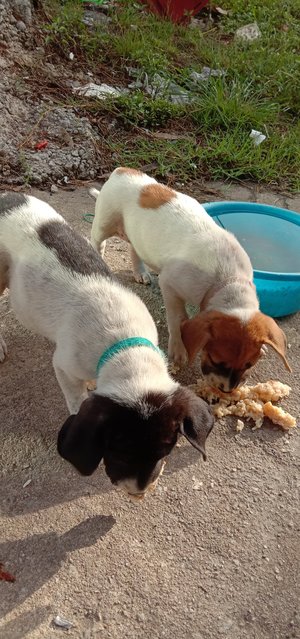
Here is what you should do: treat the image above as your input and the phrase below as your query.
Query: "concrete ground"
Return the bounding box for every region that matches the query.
[0,182,299,639]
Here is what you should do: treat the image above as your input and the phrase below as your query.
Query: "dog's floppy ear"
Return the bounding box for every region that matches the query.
[175,388,214,460]
[251,312,292,372]
[181,312,215,363]
[57,395,109,475]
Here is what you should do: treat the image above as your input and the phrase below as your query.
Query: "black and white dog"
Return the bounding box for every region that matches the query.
[0,193,214,499]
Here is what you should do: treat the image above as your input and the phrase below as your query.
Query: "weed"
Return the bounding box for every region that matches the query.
[19,153,33,186]
[41,0,300,189]
[112,93,184,128]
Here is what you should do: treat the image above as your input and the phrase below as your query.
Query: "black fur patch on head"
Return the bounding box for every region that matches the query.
[0,192,27,216]
[38,220,112,277]
[57,387,214,490]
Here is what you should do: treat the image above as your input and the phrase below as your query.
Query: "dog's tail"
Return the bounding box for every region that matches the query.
[89,187,100,200]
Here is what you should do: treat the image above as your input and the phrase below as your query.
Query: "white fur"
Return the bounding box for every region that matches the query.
[0,195,178,414]
[90,169,259,364]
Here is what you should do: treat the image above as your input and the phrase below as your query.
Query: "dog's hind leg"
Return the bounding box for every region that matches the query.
[0,249,9,361]
[90,187,122,258]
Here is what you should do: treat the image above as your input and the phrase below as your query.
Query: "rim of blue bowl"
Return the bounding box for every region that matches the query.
[203,201,300,281]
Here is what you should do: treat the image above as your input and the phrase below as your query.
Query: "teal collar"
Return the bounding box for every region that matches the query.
[96,337,165,376]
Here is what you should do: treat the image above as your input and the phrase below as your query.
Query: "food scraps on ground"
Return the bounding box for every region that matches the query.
[189,380,296,431]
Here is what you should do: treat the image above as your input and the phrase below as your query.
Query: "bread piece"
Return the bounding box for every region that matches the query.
[263,402,296,430]
[190,379,296,431]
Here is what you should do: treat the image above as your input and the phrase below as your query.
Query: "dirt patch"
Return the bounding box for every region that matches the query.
[0,1,106,187]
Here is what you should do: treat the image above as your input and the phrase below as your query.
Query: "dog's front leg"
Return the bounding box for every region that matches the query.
[130,246,152,285]
[53,356,88,414]
[159,274,188,366]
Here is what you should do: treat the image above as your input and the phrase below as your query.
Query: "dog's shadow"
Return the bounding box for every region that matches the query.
[0,515,115,619]
[0,606,51,639]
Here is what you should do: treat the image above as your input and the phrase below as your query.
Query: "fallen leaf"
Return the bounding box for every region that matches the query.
[151,131,190,141]
[215,6,229,16]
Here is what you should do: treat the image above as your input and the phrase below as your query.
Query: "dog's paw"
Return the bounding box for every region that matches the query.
[133,271,152,285]
[168,339,188,367]
[0,335,8,362]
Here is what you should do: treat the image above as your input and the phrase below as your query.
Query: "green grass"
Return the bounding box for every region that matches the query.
[42,0,300,189]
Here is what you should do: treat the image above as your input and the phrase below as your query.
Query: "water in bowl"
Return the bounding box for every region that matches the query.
[216,212,300,273]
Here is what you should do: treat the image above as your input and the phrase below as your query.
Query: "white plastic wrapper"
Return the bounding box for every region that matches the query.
[250,129,267,146]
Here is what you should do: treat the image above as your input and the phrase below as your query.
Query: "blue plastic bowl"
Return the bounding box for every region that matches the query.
[203,201,300,318]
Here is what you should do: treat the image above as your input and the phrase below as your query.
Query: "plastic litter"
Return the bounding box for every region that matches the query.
[73,83,128,100]
[53,615,73,630]
[235,22,262,42]
[190,67,225,82]
[250,129,266,146]
[146,73,190,104]
[35,140,48,151]
[128,67,225,104]
[142,0,210,24]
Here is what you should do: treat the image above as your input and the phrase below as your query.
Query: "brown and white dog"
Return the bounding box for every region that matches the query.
[90,168,291,392]
[0,192,214,500]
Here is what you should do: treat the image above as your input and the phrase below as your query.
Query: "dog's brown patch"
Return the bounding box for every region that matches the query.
[139,184,175,209]
[115,167,143,176]
[181,310,291,373]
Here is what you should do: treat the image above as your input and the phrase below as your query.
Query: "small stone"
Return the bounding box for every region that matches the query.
[16,21,27,32]
[50,184,58,193]
[244,609,255,623]
[193,480,203,490]
[136,612,146,622]
[23,479,32,488]
[218,618,234,633]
